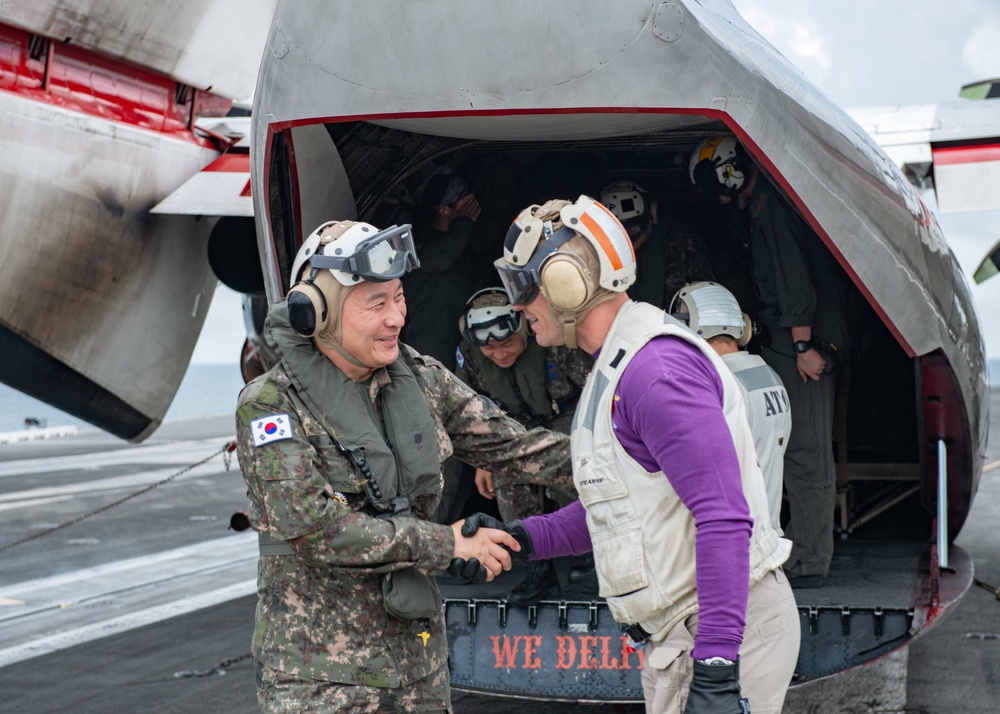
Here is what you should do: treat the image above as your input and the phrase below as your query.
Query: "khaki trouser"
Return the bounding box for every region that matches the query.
[640,568,800,714]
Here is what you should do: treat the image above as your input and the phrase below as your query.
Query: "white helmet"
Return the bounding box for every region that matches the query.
[670,281,753,347]
[689,136,749,197]
[493,195,635,349]
[286,221,419,352]
[460,288,526,346]
[289,221,418,288]
[599,181,649,224]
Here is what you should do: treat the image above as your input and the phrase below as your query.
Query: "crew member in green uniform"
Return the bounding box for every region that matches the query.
[599,180,716,308]
[454,288,594,604]
[401,172,480,369]
[691,136,849,588]
[235,220,571,712]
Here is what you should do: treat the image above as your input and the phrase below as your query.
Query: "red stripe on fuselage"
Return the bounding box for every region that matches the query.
[0,23,231,147]
[933,143,1000,165]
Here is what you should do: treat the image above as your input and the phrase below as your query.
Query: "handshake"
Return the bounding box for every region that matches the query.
[447,513,535,584]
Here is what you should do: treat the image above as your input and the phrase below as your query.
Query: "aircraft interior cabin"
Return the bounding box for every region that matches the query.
[246,115,979,683]
[264,119,931,547]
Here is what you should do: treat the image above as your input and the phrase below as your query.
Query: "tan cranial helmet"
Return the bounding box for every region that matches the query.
[670,281,753,347]
[493,195,636,348]
[286,220,419,363]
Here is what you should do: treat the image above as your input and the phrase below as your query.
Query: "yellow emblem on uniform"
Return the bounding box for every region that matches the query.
[418,631,431,647]
[332,491,348,505]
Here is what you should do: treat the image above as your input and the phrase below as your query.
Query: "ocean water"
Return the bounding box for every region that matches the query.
[0,363,245,435]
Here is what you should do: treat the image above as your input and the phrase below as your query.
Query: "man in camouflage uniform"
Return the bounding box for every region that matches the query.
[235,220,570,713]
[454,287,594,604]
[599,180,716,308]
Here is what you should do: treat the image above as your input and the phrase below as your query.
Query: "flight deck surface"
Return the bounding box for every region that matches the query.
[0,406,997,712]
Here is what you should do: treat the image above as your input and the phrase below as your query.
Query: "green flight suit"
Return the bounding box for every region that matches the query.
[236,301,571,712]
[454,338,592,519]
[744,177,848,578]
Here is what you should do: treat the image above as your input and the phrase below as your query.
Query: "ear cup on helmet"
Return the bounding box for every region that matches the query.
[737,312,753,348]
[287,281,328,337]
[539,254,590,310]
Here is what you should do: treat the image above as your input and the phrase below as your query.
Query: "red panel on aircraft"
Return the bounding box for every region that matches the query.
[0,23,231,146]
[202,153,251,173]
[932,143,1000,165]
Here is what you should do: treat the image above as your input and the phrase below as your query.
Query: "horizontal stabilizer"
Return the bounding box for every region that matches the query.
[933,143,1000,214]
[151,151,253,217]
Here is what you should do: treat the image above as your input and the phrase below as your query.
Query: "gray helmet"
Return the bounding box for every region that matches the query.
[670,281,752,347]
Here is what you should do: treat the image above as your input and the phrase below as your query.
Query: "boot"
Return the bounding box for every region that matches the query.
[507,559,561,607]
[567,552,598,589]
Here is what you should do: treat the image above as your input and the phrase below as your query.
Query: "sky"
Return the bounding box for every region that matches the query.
[189,0,1000,364]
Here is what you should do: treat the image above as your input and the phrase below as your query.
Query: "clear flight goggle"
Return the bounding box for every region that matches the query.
[465,308,520,346]
[309,224,420,282]
[493,225,576,306]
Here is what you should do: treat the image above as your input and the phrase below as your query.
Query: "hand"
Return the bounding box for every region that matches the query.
[683,658,750,714]
[461,512,534,559]
[446,557,487,584]
[475,469,496,499]
[453,193,482,221]
[451,520,520,582]
[796,348,826,382]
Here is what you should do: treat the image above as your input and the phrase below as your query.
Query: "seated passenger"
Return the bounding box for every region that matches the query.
[402,172,481,369]
[670,281,791,532]
[599,180,716,308]
[455,288,596,604]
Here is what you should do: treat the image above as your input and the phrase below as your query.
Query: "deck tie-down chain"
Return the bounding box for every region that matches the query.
[0,440,238,554]
[974,577,1000,603]
[174,652,255,678]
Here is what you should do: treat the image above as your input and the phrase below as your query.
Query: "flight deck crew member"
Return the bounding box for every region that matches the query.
[455,287,594,605]
[691,137,849,589]
[234,220,571,713]
[671,281,791,532]
[599,180,715,308]
[401,172,481,370]
[467,196,799,714]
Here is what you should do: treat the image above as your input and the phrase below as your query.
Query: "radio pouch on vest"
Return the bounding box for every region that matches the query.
[382,565,441,621]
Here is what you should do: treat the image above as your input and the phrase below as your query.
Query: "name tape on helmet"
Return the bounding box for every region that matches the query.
[251,413,295,447]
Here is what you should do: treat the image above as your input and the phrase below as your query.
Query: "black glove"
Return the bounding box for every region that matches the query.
[446,557,487,584]
[684,658,750,714]
[460,512,534,559]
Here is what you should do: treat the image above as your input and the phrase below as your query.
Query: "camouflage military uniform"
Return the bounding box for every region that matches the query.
[236,303,571,713]
[454,338,591,519]
[630,219,716,309]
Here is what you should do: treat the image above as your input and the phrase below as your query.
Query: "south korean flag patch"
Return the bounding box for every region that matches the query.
[251,413,294,447]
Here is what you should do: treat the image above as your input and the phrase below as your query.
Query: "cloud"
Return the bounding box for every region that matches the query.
[962,14,1000,82]
[737,6,830,71]
[785,24,831,70]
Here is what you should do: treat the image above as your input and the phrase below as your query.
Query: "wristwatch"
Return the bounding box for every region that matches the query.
[696,656,735,666]
[793,340,813,354]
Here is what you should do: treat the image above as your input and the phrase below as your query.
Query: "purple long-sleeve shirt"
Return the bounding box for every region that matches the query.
[522,335,753,661]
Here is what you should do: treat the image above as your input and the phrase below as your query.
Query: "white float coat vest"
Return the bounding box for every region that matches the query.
[721,351,791,533]
[571,300,791,642]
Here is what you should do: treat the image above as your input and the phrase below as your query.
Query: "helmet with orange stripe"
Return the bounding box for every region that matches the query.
[493,195,636,348]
